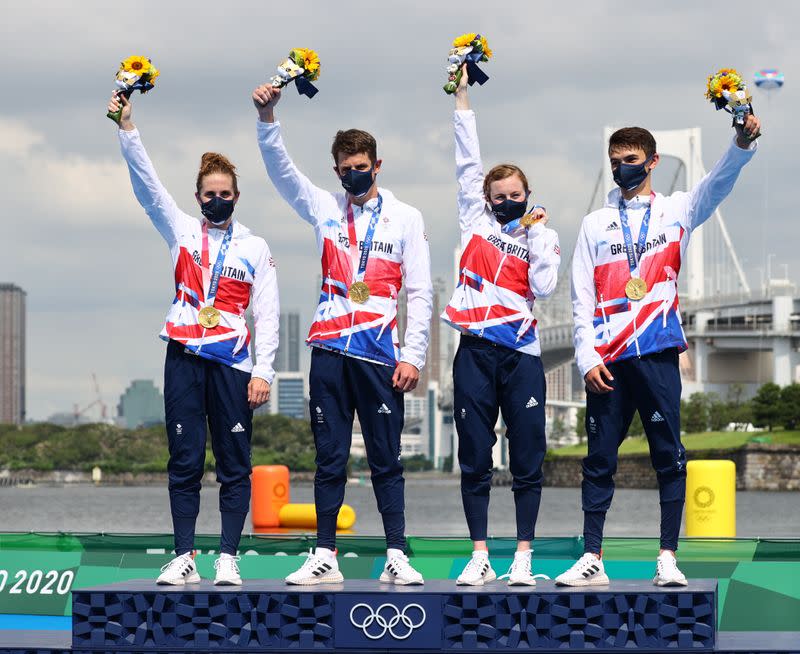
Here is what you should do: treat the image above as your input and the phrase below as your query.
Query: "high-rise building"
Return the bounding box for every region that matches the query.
[274,312,301,372]
[117,380,165,429]
[397,278,445,397]
[0,284,26,425]
[267,371,307,420]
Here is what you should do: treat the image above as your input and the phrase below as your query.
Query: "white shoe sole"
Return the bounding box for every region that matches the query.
[457,570,497,586]
[654,576,688,587]
[379,571,424,585]
[214,577,242,586]
[157,571,201,585]
[285,571,344,586]
[508,577,537,586]
[555,574,610,587]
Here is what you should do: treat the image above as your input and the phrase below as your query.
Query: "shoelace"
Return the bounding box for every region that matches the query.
[387,553,416,577]
[657,555,679,576]
[498,552,531,580]
[214,556,241,572]
[160,554,191,573]
[568,553,599,576]
[461,555,490,578]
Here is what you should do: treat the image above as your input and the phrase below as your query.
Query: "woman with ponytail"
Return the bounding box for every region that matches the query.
[108,91,280,586]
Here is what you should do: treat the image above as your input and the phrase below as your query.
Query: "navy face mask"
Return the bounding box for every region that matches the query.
[200,196,235,224]
[490,196,529,224]
[613,156,653,192]
[340,167,375,198]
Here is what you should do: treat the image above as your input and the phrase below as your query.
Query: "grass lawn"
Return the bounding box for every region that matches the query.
[550,430,800,457]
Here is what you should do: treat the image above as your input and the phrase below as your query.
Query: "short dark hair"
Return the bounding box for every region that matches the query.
[608,127,657,159]
[331,129,378,165]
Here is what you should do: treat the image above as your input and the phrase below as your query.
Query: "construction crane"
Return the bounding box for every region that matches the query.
[72,373,109,424]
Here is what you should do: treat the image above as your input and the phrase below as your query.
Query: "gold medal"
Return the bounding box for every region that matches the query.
[348,281,371,304]
[520,213,543,228]
[198,306,221,328]
[625,277,648,301]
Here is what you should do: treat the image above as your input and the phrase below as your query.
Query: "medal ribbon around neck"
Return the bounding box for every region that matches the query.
[346,194,383,303]
[618,192,655,300]
[199,221,234,327]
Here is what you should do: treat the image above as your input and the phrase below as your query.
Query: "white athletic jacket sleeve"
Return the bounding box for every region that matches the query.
[454,110,487,241]
[400,210,433,370]
[572,217,604,378]
[118,128,195,248]
[681,136,757,231]
[251,243,280,384]
[256,120,339,235]
[527,223,561,299]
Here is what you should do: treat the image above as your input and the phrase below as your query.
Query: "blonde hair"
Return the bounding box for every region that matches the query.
[483,164,529,198]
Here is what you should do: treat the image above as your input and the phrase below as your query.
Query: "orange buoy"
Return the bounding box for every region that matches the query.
[251,465,290,528]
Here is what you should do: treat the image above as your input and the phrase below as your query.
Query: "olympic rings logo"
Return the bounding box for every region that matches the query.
[349,602,426,640]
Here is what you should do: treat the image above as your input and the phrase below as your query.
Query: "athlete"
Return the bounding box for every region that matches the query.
[555,111,761,587]
[108,91,280,586]
[442,66,561,586]
[252,83,433,585]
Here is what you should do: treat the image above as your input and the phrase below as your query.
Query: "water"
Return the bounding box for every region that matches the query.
[1,479,797,538]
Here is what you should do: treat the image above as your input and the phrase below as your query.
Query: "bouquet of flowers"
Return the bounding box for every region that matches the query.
[443,33,492,94]
[269,48,321,99]
[705,68,753,127]
[107,56,159,124]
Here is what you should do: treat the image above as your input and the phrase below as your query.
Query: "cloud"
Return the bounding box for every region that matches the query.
[3,0,798,419]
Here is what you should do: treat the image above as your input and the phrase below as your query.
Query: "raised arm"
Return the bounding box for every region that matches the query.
[683,113,760,231]
[108,92,192,248]
[252,84,336,227]
[453,67,487,236]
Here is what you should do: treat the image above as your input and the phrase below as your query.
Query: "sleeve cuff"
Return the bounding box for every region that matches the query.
[577,354,604,379]
[399,354,425,371]
[251,367,275,384]
[731,133,758,153]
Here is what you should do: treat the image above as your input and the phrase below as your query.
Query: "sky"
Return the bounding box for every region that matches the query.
[1,0,797,420]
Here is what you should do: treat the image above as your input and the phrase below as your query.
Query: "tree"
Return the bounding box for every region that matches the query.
[575,407,587,442]
[628,411,645,437]
[752,383,783,432]
[779,384,800,430]
[683,393,710,433]
[726,383,753,431]
[707,393,730,431]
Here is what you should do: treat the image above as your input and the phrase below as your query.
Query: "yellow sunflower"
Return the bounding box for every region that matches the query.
[145,65,160,84]
[121,55,152,76]
[479,36,493,59]
[292,48,321,81]
[453,32,478,49]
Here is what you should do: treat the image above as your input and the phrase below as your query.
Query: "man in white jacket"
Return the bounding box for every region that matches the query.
[252,83,433,585]
[556,113,761,587]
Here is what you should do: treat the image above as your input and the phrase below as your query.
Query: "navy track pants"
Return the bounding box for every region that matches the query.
[164,340,253,556]
[582,348,687,553]
[309,347,406,551]
[453,335,547,542]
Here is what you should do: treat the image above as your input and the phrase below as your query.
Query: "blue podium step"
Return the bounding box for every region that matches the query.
[70,579,718,652]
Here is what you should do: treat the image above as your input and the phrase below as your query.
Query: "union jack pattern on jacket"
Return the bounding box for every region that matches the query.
[442,110,561,356]
[572,136,756,377]
[119,128,280,381]
[257,121,432,369]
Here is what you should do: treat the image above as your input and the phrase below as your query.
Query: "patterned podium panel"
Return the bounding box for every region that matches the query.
[71,579,717,652]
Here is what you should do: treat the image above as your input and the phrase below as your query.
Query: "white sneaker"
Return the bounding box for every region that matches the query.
[498,550,537,586]
[653,551,688,586]
[214,554,242,586]
[456,551,496,586]
[285,548,344,585]
[379,548,424,585]
[555,553,610,586]
[156,553,200,585]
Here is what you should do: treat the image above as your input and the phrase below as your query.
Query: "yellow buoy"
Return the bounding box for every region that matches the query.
[686,460,736,537]
[278,503,357,530]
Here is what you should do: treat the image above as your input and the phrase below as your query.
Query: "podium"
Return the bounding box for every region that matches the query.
[70,579,717,651]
